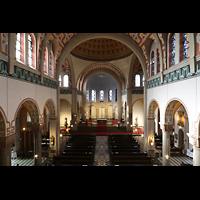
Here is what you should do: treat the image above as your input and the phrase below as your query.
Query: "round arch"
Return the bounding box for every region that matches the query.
[57,33,148,88]
[77,63,126,91]
[81,66,122,121]
[148,99,160,118]
[44,99,56,118]
[14,98,40,124]
[164,98,190,125]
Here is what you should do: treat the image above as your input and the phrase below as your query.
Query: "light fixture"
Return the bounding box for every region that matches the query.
[23,128,26,131]
[165,155,169,160]
[34,154,38,159]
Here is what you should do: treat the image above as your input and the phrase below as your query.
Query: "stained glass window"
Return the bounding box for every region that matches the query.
[49,52,52,76]
[100,90,104,102]
[16,33,21,61]
[157,48,160,73]
[135,74,140,87]
[44,47,48,74]
[92,90,96,102]
[28,34,33,68]
[63,75,69,87]
[171,33,175,66]
[86,90,89,102]
[108,89,112,102]
[59,75,62,87]
[183,33,188,60]
[151,51,155,76]
[142,75,145,87]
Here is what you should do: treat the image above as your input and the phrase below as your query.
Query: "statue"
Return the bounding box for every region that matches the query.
[64,118,68,128]
[134,117,138,127]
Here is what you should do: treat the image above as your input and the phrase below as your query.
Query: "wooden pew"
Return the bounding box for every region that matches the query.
[53,134,95,166]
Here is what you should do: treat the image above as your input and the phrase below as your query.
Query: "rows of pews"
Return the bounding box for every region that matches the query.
[53,134,96,166]
[108,135,153,166]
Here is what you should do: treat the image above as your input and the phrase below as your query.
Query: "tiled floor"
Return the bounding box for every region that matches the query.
[94,136,110,166]
[11,157,51,166]
[157,156,193,166]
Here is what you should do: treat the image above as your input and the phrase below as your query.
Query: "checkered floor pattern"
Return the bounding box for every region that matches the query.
[157,156,193,166]
[11,157,51,166]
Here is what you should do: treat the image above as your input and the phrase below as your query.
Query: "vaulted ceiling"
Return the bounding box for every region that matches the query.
[38,33,163,67]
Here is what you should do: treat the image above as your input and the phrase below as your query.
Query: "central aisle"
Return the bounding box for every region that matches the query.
[94,136,110,166]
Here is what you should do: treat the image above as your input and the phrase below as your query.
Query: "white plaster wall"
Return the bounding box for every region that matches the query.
[147,76,199,137]
[0,76,57,135]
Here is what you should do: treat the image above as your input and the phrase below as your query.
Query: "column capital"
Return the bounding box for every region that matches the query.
[164,123,174,132]
[147,117,155,120]
[31,123,44,133]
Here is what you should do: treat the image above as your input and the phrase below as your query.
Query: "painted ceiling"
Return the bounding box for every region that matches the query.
[71,38,133,61]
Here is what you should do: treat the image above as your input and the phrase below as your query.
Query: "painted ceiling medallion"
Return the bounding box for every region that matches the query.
[71,38,132,61]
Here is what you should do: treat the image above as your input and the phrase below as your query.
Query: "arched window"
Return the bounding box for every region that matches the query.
[100,90,104,102]
[49,51,54,77]
[135,74,140,87]
[1,33,8,55]
[169,33,175,67]
[151,51,155,76]
[92,90,96,102]
[28,33,36,69]
[108,89,112,102]
[59,75,62,87]
[63,75,69,87]
[44,47,48,74]
[86,89,89,102]
[16,33,25,63]
[180,33,188,61]
[142,75,145,87]
[157,48,160,73]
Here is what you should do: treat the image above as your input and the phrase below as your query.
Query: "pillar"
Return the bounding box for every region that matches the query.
[71,88,77,131]
[193,146,200,166]
[56,68,61,156]
[126,88,132,132]
[82,91,86,122]
[143,77,148,152]
[31,123,43,166]
[0,134,16,166]
[147,117,155,152]
[49,118,58,153]
[189,134,200,166]
[162,123,174,166]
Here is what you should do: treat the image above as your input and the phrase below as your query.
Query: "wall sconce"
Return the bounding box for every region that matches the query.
[60,133,63,138]
[34,154,38,159]
[50,136,55,145]
[165,155,169,160]
[149,137,154,146]
[23,128,26,131]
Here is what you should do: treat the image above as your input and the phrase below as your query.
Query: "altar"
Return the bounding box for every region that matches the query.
[97,119,107,124]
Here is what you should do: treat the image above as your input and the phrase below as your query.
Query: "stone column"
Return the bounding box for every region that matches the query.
[189,134,200,166]
[126,88,132,132]
[193,146,200,166]
[71,88,77,132]
[0,134,16,166]
[31,123,43,166]
[49,118,58,153]
[162,123,174,166]
[143,78,148,152]
[147,117,155,152]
